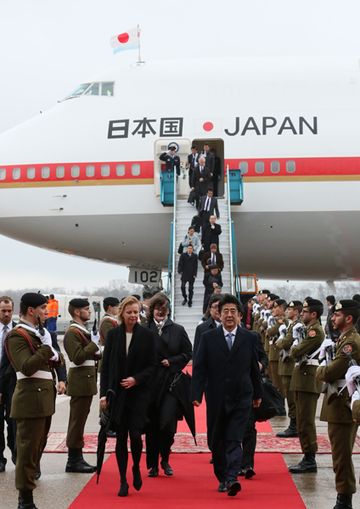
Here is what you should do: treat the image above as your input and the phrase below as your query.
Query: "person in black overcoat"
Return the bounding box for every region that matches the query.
[202,215,222,252]
[193,294,222,362]
[191,294,262,496]
[192,156,211,207]
[100,296,156,497]
[198,189,220,226]
[144,293,192,477]
[178,244,198,307]
[202,266,223,314]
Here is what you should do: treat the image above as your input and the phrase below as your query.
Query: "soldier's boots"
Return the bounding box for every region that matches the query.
[65,448,96,473]
[333,493,352,509]
[18,490,38,509]
[288,453,317,474]
[276,418,298,438]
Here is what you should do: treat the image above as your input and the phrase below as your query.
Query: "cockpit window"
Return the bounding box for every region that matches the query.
[64,81,114,100]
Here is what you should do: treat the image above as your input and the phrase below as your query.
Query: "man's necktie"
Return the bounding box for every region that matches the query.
[205,197,210,211]
[211,253,215,264]
[2,324,8,341]
[226,333,234,350]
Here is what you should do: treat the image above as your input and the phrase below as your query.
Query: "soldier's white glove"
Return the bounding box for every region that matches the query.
[319,338,334,360]
[319,359,326,367]
[35,328,59,361]
[278,324,287,338]
[292,339,299,348]
[345,365,360,396]
[351,390,360,410]
[91,331,101,345]
[292,322,304,341]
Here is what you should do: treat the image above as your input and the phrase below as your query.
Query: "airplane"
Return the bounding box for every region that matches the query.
[0,56,360,283]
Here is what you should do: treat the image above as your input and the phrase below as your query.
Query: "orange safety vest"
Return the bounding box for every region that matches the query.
[47,299,59,318]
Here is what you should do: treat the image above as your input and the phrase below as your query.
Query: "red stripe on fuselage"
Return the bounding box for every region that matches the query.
[1,156,360,185]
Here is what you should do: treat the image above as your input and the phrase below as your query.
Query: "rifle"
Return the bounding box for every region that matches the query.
[320,340,338,403]
[345,352,360,394]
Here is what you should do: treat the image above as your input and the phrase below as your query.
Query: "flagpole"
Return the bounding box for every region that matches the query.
[136,24,145,65]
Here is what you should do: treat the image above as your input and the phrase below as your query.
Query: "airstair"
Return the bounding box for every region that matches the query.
[165,168,245,344]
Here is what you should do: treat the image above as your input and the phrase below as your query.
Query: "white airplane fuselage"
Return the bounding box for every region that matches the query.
[0,57,360,280]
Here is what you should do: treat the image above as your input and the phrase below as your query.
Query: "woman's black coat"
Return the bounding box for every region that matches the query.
[100,322,156,431]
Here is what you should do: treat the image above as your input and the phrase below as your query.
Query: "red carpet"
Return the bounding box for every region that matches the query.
[69,453,306,509]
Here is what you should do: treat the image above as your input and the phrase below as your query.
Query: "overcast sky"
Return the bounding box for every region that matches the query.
[1,0,360,290]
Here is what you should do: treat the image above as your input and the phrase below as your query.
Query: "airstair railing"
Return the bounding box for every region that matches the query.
[226,166,235,296]
[170,170,177,319]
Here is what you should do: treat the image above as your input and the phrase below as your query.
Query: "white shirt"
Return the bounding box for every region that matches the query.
[126,332,133,355]
[0,321,13,363]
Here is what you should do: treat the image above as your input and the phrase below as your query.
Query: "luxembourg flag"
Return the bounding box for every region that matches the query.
[110,27,139,53]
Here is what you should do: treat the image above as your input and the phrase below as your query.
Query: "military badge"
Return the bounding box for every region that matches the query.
[308,330,316,338]
[342,344,353,354]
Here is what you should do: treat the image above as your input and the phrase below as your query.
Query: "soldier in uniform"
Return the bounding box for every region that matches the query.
[316,300,360,509]
[276,300,303,438]
[5,293,63,509]
[159,145,181,176]
[288,298,324,474]
[99,297,120,346]
[64,298,101,473]
[266,298,287,393]
[252,290,270,333]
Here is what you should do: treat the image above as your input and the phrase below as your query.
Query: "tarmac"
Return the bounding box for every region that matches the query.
[1,341,360,509]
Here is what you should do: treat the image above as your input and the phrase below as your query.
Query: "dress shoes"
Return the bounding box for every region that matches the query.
[118,482,129,497]
[34,469,41,480]
[333,493,353,509]
[160,460,174,476]
[132,465,142,491]
[182,299,187,306]
[148,466,159,477]
[188,301,192,308]
[218,481,227,492]
[106,430,117,438]
[226,479,241,497]
[0,459,6,472]
[65,448,97,473]
[289,454,317,474]
[244,466,256,479]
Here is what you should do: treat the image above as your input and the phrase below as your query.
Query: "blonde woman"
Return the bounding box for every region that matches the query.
[100,296,156,497]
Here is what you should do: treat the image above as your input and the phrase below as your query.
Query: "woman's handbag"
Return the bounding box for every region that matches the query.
[254,376,286,422]
[177,243,183,255]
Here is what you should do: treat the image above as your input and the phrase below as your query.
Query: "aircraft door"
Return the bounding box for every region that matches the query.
[154,139,192,199]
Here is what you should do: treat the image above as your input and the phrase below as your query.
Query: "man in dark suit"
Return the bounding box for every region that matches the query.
[203,266,223,314]
[177,245,198,308]
[202,243,224,273]
[159,145,181,176]
[199,143,215,173]
[193,156,211,208]
[0,296,16,472]
[193,294,222,358]
[191,294,262,496]
[202,215,222,252]
[187,145,199,188]
[199,188,220,226]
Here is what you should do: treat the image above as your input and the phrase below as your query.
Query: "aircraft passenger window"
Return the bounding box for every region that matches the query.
[131,164,141,176]
[12,167,21,180]
[101,164,111,177]
[116,164,125,176]
[101,82,114,96]
[286,161,296,173]
[255,162,265,174]
[56,166,65,178]
[71,165,80,178]
[0,168,6,180]
[85,83,100,96]
[239,162,248,174]
[41,166,50,179]
[86,165,95,177]
[27,167,36,179]
[270,161,280,174]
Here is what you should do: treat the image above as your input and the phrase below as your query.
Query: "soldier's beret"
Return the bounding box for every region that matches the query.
[69,298,89,308]
[335,299,360,311]
[288,300,303,308]
[258,289,270,296]
[268,293,280,301]
[169,145,177,151]
[103,297,120,308]
[21,292,47,308]
[275,299,287,307]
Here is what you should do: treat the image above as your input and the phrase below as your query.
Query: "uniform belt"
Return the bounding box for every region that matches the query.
[69,360,96,368]
[16,370,53,380]
[305,359,319,366]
